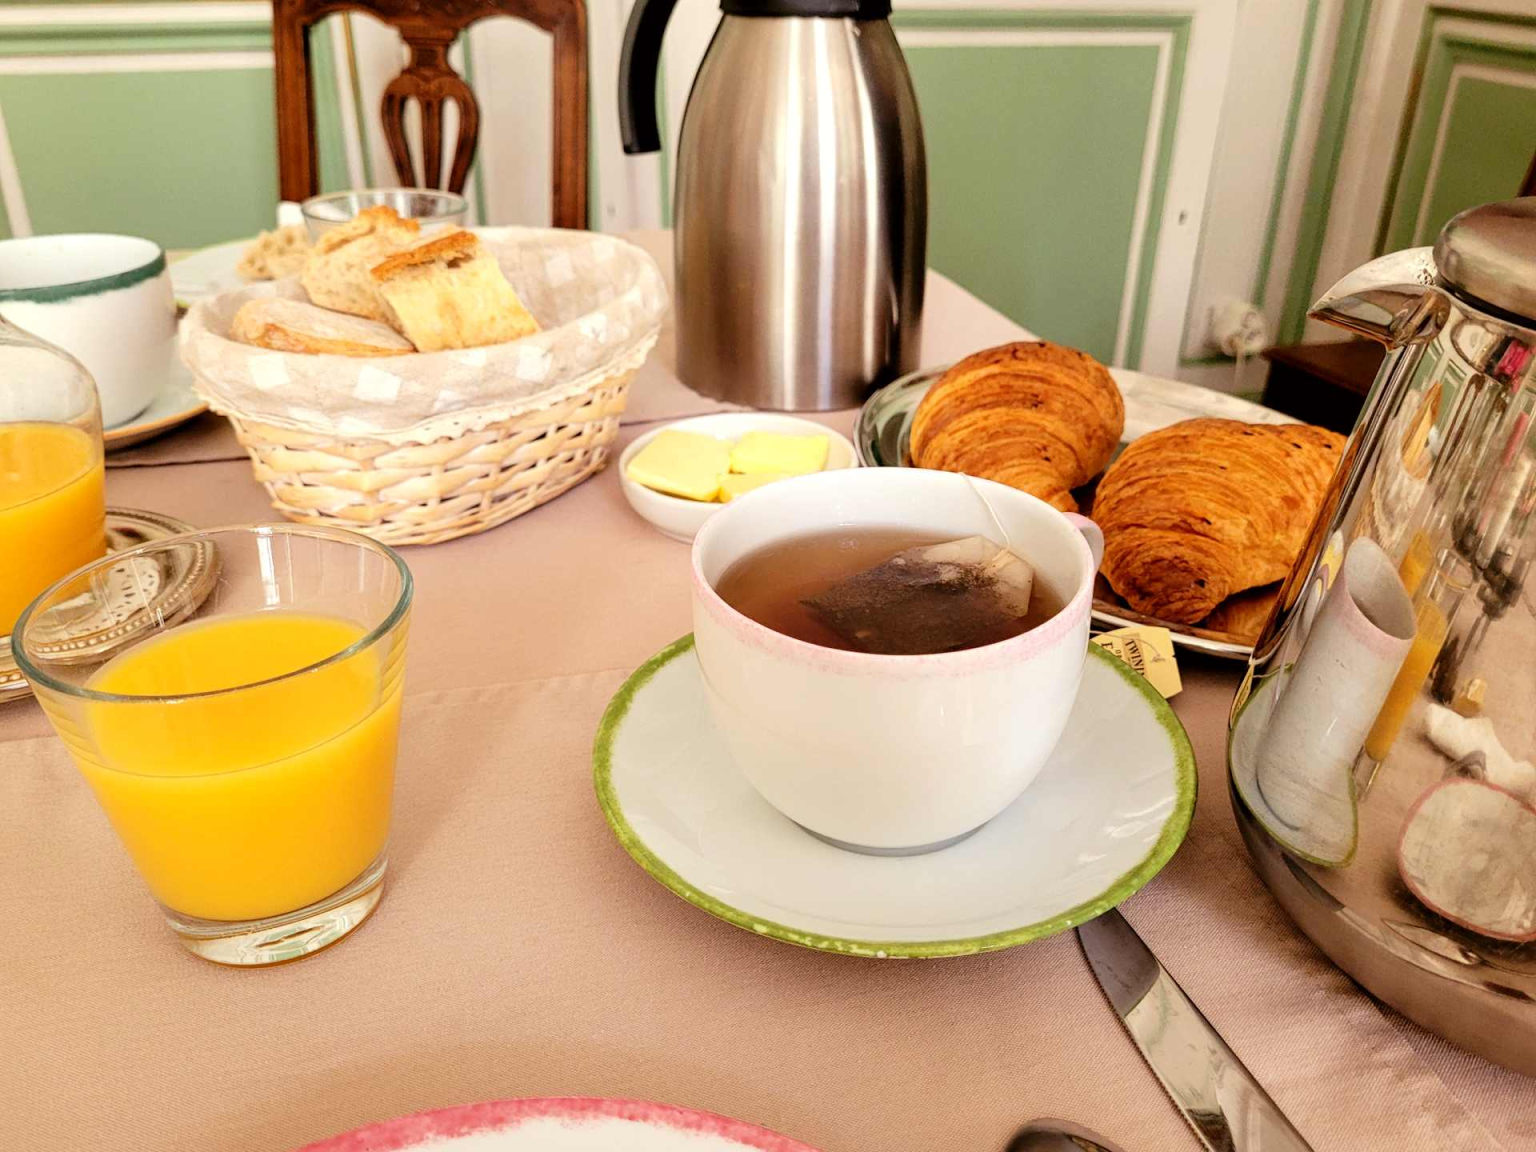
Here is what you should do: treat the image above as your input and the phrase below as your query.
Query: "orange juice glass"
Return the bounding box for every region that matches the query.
[16,525,412,966]
[0,317,106,636]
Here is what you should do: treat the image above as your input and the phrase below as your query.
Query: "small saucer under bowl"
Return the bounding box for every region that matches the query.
[0,508,217,702]
[594,637,1195,957]
[104,360,207,451]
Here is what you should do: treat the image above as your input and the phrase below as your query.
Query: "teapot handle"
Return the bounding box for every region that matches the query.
[618,0,679,155]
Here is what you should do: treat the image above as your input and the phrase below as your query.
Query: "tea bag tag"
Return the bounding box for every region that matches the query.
[1092,626,1182,698]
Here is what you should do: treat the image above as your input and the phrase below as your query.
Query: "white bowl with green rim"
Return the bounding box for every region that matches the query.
[0,234,175,427]
[594,636,1196,958]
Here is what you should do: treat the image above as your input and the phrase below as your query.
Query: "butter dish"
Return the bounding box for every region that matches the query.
[618,414,857,543]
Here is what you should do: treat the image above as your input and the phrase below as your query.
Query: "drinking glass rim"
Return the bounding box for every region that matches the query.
[301,187,467,218]
[14,522,413,705]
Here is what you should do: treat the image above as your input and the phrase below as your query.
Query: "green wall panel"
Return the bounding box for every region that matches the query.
[1417,75,1536,245]
[1382,21,1536,254]
[0,16,362,249]
[904,43,1159,363]
[0,69,280,248]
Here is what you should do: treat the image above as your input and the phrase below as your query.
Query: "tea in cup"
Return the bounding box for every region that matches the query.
[691,467,1103,852]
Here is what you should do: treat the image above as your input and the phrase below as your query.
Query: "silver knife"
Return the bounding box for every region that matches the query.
[1077,910,1314,1152]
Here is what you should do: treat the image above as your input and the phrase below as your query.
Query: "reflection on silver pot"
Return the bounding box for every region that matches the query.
[1229,198,1536,1074]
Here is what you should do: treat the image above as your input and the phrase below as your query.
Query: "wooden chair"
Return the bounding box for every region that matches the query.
[272,0,588,229]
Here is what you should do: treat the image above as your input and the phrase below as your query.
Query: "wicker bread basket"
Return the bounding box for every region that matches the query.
[181,228,666,546]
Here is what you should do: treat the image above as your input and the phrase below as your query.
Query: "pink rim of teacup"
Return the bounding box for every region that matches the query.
[297,1096,820,1151]
[690,473,1097,675]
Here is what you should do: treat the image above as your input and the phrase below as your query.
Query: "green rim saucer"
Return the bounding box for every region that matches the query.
[594,636,1196,958]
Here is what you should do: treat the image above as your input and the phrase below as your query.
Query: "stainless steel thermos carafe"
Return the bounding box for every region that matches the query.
[619,0,927,410]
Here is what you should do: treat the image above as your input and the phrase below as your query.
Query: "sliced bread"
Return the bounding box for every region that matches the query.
[237,224,310,282]
[370,230,540,352]
[301,206,420,321]
[231,297,415,357]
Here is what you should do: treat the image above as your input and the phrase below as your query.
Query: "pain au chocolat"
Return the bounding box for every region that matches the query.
[1092,417,1344,624]
[908,341,1124,512]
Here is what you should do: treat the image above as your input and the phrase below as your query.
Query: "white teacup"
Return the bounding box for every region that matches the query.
[0,234,174,427]
[691,467,1104,853]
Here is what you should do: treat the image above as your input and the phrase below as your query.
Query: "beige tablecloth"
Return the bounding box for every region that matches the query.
[2,267,1530,1151]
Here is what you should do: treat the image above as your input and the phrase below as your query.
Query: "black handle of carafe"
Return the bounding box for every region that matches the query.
[618,0,678,155]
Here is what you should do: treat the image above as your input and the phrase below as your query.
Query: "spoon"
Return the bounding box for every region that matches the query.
[1006,1119,1125,1152]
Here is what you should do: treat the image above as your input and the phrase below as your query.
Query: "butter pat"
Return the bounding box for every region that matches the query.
[1092,625,1182,698]
[729,432,829,476]
[627,431,731,501]
[717,472,790,502]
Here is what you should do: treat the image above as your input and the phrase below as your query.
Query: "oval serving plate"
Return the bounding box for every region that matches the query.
[297,1097,820,1152]
[856,364,1297,660]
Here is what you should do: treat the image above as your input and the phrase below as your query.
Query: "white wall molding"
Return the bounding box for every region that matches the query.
[1134,0,1236,376]
[1307,0,1536,341]
[328,17,367,191]
[0,4,270,27]
[1412,61,1536,246]
[0,102,31,237]
[1260,0,1343,344]
[1181,0,1315,361]
[0,52,273,74]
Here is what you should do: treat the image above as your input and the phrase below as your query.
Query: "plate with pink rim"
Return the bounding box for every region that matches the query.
[296,1096,819,1151]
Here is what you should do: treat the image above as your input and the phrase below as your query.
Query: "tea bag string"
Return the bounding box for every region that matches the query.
[963,476,1017,557]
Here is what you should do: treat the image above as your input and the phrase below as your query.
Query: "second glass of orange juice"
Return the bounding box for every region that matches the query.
[0,318,106,636]
[15,525,412,966]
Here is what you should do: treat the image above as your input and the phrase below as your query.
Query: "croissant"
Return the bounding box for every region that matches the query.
[1092,419,1344,624]
[909,342,1124,512]
[1201,584,1280,643]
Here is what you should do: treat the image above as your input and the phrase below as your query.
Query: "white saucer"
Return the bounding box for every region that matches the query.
[595,638,1195,957]
[104,359,207,451]
[169,238,250,304]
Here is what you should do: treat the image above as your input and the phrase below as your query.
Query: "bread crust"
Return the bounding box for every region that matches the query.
[370,229,478,280]
[301,207,420,321]
[1091,418,1344,623]
[908,341,1124,512]
[231,298,414,357]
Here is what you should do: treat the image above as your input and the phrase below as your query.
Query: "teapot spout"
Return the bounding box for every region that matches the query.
[1309,247,1449,347]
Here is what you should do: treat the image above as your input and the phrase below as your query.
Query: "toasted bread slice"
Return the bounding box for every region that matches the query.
[237,224,310,281]
[370,230,540,352]
[301,206,420,321]
[231,297,415,357]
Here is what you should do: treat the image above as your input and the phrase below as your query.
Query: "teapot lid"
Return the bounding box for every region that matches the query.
[721,0,889,15]
[1434,197,1536,323]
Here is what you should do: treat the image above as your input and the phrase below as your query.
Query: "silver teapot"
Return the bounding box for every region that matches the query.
[1229,198,1536,1073]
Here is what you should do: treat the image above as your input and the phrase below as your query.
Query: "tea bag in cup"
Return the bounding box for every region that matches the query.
[801,535,1034,655]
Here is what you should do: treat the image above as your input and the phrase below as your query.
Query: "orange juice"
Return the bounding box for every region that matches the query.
[1364,598,1448,763]
[1399,530,1433,598]
[0,422,105,633]
[71,611,403,922]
